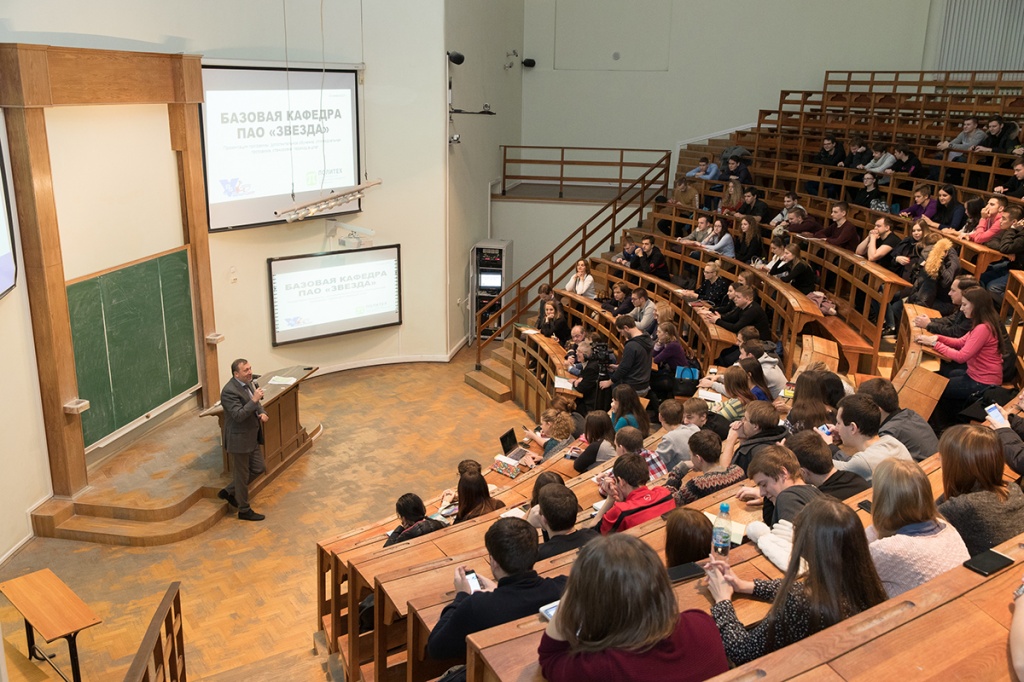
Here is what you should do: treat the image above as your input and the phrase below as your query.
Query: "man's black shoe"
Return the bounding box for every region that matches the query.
[218,489,239,507]
[238,510,265,521]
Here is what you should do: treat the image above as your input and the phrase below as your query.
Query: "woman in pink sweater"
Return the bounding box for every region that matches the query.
[916,287,1004,413]
[866,459,969,597]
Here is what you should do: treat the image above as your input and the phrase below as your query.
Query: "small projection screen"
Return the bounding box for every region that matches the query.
[201,65,361,231]
[268,245,402,346]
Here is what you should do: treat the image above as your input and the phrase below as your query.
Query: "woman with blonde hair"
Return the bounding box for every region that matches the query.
[937,424,1024,556]
[867,458,969,597]
[538,533,728,681]
[566,259,596,299]
[523,408,576,463]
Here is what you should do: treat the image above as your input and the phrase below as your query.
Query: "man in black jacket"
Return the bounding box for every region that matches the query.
[599,315,654,396]
[710,285,770,338]
[630,235,670,282]
[805,134,845,198]
[427,518,566,661]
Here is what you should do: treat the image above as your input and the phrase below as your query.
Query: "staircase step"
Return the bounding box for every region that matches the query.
[481,358,512,386]
[464,370,511,402]
[52,498,228,547]
[491,346,514,368]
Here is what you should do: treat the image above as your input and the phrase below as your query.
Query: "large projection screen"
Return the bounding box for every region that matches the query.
[268,245,402,346]
[201,66,360,231]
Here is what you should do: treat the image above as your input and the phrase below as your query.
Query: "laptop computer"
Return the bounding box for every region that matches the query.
[499,428,532,462]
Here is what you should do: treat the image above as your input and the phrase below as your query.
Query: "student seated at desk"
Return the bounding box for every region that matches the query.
[384,493,447,548]
[938,425,1024,556]
[713,366,759,423]
[867,459,969,598]
[536,484,599,561]
[666,430,745,506]
[525,471,565,530]
[594,452,675,534]
[439,460,483,510]
[522,409,575,464]
[664,507,714,567]
[706,497,887,665]
[787,430,869,501]
[609,384,651,437]
[682,396,731,441]
[600,281,633,317]
[427,518,567,662]
[832,394,913,483]
[453,471,505,524]
[653,399,699,473]
[539,534,728,682]
[573,411,617,474]
[744,445,823,527]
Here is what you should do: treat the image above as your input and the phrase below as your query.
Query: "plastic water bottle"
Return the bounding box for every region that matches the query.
[712,502,731,558]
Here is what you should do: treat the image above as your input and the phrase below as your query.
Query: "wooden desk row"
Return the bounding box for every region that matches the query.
[350,427,670,682]
[585,256,737,375]
[624,226,824,377]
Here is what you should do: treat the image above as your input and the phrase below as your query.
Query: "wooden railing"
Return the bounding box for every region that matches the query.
[475,149,671,369]
[123,582,185,682]
[499,145,671,198]
[821,70,1024,95]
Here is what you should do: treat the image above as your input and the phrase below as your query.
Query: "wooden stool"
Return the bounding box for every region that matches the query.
[0,568,101,682]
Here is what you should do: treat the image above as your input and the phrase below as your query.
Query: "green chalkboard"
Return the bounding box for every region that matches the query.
[67,249,199,447]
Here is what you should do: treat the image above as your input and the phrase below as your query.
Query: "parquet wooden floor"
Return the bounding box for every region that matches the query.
[0,347,529,681]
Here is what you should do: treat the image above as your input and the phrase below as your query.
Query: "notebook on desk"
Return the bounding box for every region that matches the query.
[499,428,532,462]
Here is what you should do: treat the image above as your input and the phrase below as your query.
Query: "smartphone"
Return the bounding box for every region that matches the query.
[985,403,1009,428]
[667,562,705,583]
[963,549,1014,576]
[708,367,718,375]
[539,600,560,620]
[464,569,482,593]
[816,424,833,438]
[857,499,872,513]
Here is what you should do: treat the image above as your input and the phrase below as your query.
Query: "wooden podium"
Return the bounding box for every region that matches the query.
[200,365,321,496]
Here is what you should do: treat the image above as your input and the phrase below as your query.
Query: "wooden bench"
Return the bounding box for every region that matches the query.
[509,326,583,422]
[0,568,102,682]
[789,234,910,373]
[1003,271,1024,384]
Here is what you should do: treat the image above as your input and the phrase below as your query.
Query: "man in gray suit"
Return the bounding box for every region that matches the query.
[218,358,269,521]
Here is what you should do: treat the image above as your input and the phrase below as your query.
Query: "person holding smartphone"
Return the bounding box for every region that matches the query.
[427,518,567,662]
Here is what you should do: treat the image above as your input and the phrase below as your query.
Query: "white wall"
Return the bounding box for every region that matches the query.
[521,0,935,150]
[444,0,525,347]
[491,200,606,285]
[47,105,184,281]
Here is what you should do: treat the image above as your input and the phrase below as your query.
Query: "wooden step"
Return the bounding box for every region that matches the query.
[464,370,511,402]
[480,358,511,386]
[491,346,514,368]
[51,498,228,547]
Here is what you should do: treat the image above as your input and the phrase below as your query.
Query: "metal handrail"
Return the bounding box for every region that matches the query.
[475,150,670,369]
